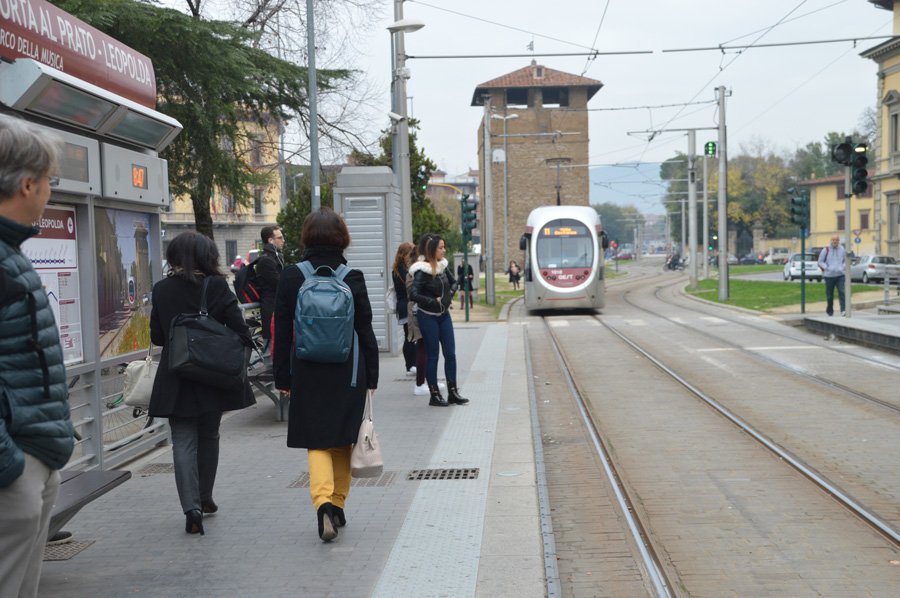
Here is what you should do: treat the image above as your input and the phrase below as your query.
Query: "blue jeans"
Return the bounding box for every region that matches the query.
[824,275,845,315]
[416,311,456,387]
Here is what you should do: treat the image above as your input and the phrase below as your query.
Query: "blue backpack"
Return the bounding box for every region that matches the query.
[294,261,358,386]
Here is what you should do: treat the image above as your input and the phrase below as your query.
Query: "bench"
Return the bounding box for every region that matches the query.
[48,469,131,540]
[247,361,289,421]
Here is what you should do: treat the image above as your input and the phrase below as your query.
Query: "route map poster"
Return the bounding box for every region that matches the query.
[21,204,83,365]
[95,207,153,360]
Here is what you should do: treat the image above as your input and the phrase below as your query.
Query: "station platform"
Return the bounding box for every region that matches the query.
[38,320,546,597]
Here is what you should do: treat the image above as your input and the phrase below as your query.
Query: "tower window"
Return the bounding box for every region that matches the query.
[506,89,528,108]
[542,87,569,107]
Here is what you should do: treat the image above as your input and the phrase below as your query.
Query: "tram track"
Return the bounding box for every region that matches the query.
[617,286,900,416]
[590,311,900,548]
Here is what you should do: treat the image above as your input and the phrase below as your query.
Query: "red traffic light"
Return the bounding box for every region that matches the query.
[831,142,854,166]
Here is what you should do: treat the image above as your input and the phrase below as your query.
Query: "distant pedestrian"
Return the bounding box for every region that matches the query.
[273,208,379,542]
[255,225,285,347]
[410,234,469,407]
[507,260,521,290]
[818,235,847,316]
[457,260,474,309]
[407,235,445,397]
[0,114,74,598]
[149,231,256,536]
[392,242,418,376]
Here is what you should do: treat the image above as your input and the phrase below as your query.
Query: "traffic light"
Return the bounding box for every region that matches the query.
[831,141,854,166]
[704,141,717,157]
[789,187,810,229]
[851,143,868,195]
[710,234,718,251]
[461,194,478,240]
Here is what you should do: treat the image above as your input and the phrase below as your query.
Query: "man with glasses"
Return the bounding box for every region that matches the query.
[0,114,74,597]
[256,225,285,347]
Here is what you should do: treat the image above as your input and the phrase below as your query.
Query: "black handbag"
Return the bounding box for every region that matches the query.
[168,277,249,390]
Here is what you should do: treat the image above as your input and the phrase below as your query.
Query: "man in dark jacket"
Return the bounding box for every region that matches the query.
[0,114,74,597]
[255,225,285,342]
[457,261,474,309]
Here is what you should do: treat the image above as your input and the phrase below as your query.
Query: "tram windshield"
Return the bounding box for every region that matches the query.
[535,218,594,269]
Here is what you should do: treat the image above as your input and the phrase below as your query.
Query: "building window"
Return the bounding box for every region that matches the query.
[222,192,235,213]
[892,112,899,154]
[542,87,569,107]
[225,240,238,264]
[250,137,263,168]
[254,188,265,214]
[837,213,845,231]
[859,211,870,230]
[891,202,900,241]
[835,183,843,199]
[506,89,528,108]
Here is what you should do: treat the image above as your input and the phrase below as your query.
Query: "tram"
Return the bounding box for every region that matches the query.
[520,206,609,312]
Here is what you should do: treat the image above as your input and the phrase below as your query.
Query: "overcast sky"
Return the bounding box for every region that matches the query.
[355,0,892,181]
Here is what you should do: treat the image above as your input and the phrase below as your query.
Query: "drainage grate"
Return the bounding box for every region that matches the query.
[288,471,397,488]
[139,463,175,475]
[43,540,95,561]
[407,468,479,481]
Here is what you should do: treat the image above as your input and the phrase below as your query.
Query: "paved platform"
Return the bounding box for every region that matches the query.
[38,321,545,597]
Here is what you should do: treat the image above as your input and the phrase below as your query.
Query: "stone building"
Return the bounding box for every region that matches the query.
[472,61,603,273]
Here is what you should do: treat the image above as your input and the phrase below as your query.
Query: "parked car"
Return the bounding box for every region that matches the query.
[764,247,790,265]
[615,251,633,260]
[739,252,764,265]
[726,253,738,265]
[849,254,900,283]
[783,253,822,281]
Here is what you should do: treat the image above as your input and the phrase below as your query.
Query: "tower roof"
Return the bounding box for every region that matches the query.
[471,62,603,106]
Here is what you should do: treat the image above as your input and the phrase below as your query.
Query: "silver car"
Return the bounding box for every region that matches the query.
[849,254,899,283]
[783,253,822,281]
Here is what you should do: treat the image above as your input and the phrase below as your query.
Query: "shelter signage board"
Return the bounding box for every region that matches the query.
[0,0,156,107]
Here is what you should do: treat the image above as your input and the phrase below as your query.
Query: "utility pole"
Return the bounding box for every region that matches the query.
[703,154,709,279]
[844,157,852,317]
[483,96,495,305]
[688,130,698,288]
[716,86,729,300]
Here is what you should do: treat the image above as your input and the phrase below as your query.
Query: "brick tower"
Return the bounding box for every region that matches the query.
[472,61,602,274]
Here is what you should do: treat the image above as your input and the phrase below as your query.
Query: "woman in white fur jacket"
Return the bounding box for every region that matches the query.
[408,234,470,407]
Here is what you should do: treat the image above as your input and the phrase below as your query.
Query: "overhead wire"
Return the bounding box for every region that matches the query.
[581,0,612,76]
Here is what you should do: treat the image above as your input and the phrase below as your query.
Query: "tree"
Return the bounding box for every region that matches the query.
[57,0,352,239]
[276,172,334,265]
[349,121,454,247]
[591,203,641,247]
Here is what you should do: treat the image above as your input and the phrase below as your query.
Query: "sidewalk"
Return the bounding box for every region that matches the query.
[38,320,544,597]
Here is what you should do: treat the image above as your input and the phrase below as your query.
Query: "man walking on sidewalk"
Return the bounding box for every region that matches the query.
[818,235,846,317]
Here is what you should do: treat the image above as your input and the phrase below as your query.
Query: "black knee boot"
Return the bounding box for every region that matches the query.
[428,384,448,407]
[447,385,469,405]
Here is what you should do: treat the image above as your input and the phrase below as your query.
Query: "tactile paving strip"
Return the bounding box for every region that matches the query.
[138,463,175,474]
[288,471,397,488]
[43,540,96,561]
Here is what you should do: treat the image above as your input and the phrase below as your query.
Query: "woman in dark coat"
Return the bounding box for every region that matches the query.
[273,208,379,543]
[149,231,255,536]
[392,242,416,375]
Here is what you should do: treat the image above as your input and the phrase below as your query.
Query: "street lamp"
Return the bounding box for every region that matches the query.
[388,13,424,242]
[491,112,518,270]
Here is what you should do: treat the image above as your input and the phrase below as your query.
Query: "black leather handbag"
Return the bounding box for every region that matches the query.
[168,277,249,389]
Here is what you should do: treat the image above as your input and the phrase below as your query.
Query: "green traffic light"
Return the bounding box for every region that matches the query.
[704,142,716,157]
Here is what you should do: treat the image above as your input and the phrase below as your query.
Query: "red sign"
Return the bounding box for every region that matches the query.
[0,0,156,108]
[33,207,76,240]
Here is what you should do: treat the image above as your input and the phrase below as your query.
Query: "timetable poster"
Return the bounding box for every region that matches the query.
[22,205,84,366]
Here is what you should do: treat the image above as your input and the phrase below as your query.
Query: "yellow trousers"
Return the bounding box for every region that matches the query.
[308,445,352,510]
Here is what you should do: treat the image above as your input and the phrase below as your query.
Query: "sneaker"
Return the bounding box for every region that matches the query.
[47,531,73,546]
[406,366,417,376]
[414,383,429,396]
[841,311,847,317]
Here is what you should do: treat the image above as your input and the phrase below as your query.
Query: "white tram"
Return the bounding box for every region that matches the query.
[520,206,609,312]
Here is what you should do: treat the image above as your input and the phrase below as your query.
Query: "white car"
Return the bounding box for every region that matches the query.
[764,247,790,265]
[849,254,900,283]
[783,253,822,281]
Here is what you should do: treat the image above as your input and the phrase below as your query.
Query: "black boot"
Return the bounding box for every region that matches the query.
[428,384,449,407]
[447,385,469,405]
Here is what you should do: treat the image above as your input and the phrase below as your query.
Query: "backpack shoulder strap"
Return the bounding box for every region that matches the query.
[297,261,315,279]
[334,264,352,283]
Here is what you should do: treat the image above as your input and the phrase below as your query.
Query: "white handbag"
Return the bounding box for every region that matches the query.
[351,390,383,478]
[122,344,158,410]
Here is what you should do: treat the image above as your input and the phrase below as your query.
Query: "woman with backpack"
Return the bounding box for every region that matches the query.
[148,231,256,536]
[409,233,469,407]
[273,208,379,543]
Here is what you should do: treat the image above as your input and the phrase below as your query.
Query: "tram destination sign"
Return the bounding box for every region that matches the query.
[0,0,156,108]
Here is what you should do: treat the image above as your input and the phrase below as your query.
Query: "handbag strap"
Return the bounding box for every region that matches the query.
[364,390,375,421]
[199,277,210,316]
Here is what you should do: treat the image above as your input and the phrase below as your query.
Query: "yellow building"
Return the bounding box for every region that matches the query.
[802,171,876,254]
[162,119,284,266]
[863,0,900,256]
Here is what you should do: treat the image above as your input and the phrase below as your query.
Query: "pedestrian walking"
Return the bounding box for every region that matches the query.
[392,242,417,376]
[457,259,474,309]
[407,235,445,396]
[507,260,521,290]
[410,234,470,407]
[0,114,74,598]
[255,225,285,348]
[273,208,379,542]
[149,231,256,536]
[817,235,847,316]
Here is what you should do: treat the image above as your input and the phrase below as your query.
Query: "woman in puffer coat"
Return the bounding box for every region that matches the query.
[408,234,469,407]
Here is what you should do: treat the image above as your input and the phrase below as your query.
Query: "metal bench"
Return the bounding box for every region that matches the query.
[239,302,289,421]
[49,469,131,540]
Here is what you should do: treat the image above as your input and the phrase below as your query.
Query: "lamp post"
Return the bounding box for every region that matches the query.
[388,8,424,243]
[491,112,518,271]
